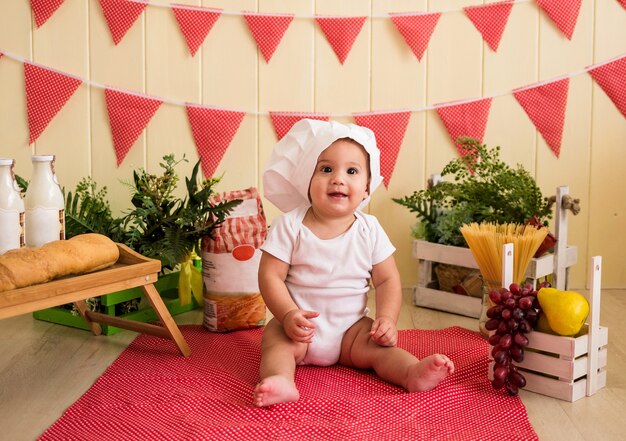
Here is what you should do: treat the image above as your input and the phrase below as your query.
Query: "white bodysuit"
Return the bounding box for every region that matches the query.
[260,205,396,366]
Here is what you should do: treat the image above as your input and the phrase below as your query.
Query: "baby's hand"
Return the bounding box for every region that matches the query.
[369,316,398,347]
[282,309,319,343]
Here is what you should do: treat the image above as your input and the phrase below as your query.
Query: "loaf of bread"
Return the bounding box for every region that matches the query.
[0,233,119,292]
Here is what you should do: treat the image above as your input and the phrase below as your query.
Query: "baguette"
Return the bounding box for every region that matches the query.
[0,233,119,292]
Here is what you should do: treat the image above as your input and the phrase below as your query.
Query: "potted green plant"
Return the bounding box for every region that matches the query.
[393,138,555,313]
[393,138,553,247]
[28,154,242,333]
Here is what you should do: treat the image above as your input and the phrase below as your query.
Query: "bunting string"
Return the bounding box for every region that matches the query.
[2,50,621,115]
[27,0,624,60]
[1,49,624,183]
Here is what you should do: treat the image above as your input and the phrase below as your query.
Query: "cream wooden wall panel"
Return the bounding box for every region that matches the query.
[145,2,202,193]
[258,0,316,222]
[31,0,90,192]
[483,4,538,174]
[88,5,147,215]
[425,0,483,177]
[0,2,31,175]
[315,0,371,115]
[201,1,258,195]
[588,0,626,289]
[534,1,595,288]
[370,0,427,286]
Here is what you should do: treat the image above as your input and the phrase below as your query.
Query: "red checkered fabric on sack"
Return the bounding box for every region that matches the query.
[40,326,538,441]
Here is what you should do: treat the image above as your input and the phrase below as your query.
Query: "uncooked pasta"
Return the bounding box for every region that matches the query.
[460,222,549,288]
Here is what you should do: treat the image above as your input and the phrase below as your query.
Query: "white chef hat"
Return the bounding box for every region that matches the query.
[263,119,383,213]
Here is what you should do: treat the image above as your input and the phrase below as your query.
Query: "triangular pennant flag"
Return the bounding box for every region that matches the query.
[186,105,246,178]
[619,0,626,9]
[30,0,65,28]
[99,0,148,45]
[514,78,569,157]
[243,13,294,63]
[269,112,330,140]
[435,98,492,156]
[316,16,367,64]
[536,0,581,40]
[104,88,163,166]
[388,12,441,61]
[353,111,411,188]
[24,63,82,144]
[172,5,222,57]
[464,1,514,52]
[588,57,626,119]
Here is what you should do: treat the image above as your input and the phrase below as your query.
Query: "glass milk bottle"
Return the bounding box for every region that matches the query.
[24,155,65,247]
[0,158,26,254]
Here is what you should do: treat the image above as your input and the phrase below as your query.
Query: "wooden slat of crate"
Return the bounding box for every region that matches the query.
[412,286,481,318]
[519,345,608,381]
[522,368,607,402]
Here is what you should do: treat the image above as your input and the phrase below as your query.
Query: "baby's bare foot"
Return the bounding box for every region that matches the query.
[405,354,454,393]
[253,375,300,407]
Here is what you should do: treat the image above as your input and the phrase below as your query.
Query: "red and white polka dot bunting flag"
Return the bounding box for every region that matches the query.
[243,13,294,63]
[588,57,626,119]
[514,78,569,158]
[171,5,222,57]
[435,98,492,157]
[104,88,163,166]
[186,105,246,178]
[315,16,367,64]
[536,0,582,40]
[353,111,411,188]
[389,13,441,62]
[619,0,626,9]
[464,0,514,52]
[24,63,82,145]
[99,0,148,45]
[269,112,329,140]
[29,0,65,28]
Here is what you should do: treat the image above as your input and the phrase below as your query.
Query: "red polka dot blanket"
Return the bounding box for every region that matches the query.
[40,326,537,440]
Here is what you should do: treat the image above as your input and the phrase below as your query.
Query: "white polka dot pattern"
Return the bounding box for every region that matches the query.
[316,16,367,65]
[172,5,222,57]
[435,98,492,156]
[186,105,245,178]
[464,1,514,52]
[24,63,82,144]
[353,111,411,189]
[269,112,329,140]
[30,0,65,28]
[588,57,626,119]
[99,0,148,45]
[389,13,441,62]
[536,0,582,40]
[243,13,294,63]
[514,78,569,157]
[39,326,538,440]
[104,88,163,166]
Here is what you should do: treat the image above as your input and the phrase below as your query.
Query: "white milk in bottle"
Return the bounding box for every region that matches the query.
[24,155,65,247]
[0,158,26,254]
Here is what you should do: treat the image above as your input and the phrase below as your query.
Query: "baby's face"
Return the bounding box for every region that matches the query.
[308,138,370,218]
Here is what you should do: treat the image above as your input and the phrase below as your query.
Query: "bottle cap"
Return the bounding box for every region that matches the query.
[31,155,55,162]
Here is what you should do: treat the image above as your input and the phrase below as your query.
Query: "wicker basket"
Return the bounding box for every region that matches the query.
[434,263,482,298]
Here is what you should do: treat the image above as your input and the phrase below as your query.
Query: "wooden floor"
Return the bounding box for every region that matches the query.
[1,288,624,441]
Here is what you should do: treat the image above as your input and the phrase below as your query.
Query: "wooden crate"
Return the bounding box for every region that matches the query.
[489,256,608,402]
[412,186,577,318]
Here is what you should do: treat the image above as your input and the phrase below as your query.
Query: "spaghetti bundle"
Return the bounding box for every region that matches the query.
[460,222,549,287]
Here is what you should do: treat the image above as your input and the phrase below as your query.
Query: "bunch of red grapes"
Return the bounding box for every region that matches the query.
[484,281,549,396]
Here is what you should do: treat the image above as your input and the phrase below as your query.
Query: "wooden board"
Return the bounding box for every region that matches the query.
[0,243,190,356]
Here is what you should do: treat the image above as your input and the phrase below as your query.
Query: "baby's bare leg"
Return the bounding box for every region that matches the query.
[253,319,307,407]
[339,318,454,392]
